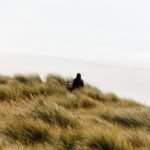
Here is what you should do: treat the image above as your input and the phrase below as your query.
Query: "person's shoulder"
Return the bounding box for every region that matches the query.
[80,79,84,86]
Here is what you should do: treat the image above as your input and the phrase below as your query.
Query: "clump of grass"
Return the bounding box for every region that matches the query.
[46,74,66,86]
[100,108,150,129]
[104,93,119,103]
[14,75,42,84]
[112,114,142,128]
[127,130,150,149]
[59,130,83,150]
[33,103,78,128]
[80,86,105,102]
[80,96,97,109]
[14,75,30,84]
[0,74,67,101]
[53,92,97,109]
[57,94,97,110]
[46,75,67,95]
[0,85,21,101]
[118,99,143,108]
[0,75,11,84]
[46,74,66,85]
[45,83,67,95]
[28,75,42,83]
[0,86,10,101]
[87,130,129,150]
[4,120,52,145]
[21,83,66,99]
[21,83,50,98]
[54,95,80,110]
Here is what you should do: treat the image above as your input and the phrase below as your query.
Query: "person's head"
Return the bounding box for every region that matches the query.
[76,73,81,80]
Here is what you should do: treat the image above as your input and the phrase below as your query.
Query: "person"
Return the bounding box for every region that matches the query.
[72,73,84,90]
[66,73,84,91]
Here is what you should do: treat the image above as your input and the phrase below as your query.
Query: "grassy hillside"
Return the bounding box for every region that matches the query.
[0,74,149,150]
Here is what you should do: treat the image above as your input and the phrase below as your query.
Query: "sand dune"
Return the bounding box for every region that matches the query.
[0,54,150,105]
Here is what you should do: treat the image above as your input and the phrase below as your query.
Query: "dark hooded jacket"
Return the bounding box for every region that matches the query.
[72,73,84,90]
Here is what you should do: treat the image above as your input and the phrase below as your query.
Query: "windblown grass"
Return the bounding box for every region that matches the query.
[0,75,11,84]
[0,74,149,150]
[59,130,83,150]
[100,108,150,129]
[14,74,42,84]
[4,119,52,145]
[33,102,78,128]
[87,130,128,150]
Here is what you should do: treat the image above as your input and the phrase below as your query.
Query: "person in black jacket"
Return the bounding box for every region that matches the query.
[72,73,84,90]
[67,73,84,91]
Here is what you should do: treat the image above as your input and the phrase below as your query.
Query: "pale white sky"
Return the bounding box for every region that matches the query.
[0,0,150,64]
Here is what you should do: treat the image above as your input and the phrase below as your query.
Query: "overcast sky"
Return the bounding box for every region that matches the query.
[0,0,150,64]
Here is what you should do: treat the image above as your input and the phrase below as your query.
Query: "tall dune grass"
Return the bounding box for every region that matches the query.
[4,119,52,145]
[0,74,149,150]
[33,102,78,128]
